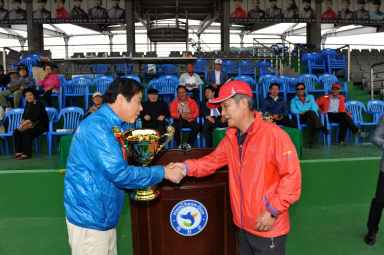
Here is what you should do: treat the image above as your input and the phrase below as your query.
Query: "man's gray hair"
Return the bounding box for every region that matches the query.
[233,94,254,110]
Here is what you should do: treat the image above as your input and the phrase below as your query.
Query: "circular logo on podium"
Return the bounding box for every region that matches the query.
[170,199,208,236]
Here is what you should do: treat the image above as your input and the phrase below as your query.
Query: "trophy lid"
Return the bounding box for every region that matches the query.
[122,129,162,142]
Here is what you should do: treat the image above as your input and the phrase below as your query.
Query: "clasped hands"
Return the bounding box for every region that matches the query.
[163,162,187,184]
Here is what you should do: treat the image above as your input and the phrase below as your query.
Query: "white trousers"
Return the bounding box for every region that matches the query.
[66,219,117,255]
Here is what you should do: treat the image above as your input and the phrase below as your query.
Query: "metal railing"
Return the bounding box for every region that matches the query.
[370,61,384,100]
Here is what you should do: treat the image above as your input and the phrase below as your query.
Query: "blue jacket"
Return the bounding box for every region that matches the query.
[261,96,289,116]
[206,70,229,86]
[290,94,319,116]
[64,104,164,231]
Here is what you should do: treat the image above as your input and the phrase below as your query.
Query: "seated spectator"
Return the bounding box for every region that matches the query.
[37,63,60,107]
[0,65,34,109]
[261,83,297,128]
[206,59,229,97]
[179,63,203,101]
[201,86,228,148]
[140,88,170,134]
[12,88,49,159]
[8,69,18,81]
[170,86,200,150]
[290,83,330,148]
[317,83,369,146]
[0,65,10,87]
[85,92,103,118]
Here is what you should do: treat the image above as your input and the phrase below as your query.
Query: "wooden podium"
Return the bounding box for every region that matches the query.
[129,149,238,255]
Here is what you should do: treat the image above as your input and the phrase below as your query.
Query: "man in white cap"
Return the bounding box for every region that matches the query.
[173,80,302,255]
[85,92,103,118]
[206,59,229,97]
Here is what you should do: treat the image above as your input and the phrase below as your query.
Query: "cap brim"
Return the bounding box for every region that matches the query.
[206,94,235,109]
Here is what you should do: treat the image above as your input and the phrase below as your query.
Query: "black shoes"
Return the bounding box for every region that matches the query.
[356,129,369,138]
[365,231,376,245]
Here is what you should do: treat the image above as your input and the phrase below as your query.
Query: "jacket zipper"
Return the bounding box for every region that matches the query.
[226,135,251,230]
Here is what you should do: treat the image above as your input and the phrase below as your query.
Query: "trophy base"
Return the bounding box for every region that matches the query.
[128,186,160,201]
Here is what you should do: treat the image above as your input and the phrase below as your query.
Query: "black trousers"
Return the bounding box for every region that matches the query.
[274,116,297,128]
[202,116,228,148]
[188,88,200,102]
[327,112,358,142]
[36,89,54,107]
[238,228,287,255]
[173,119,199,146]
[142,120,167,134]
[367,171,384,233]
[13,128,43,156]
[299,110,324,144]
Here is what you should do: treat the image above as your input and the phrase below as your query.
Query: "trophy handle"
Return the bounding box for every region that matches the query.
[157,126,175,153]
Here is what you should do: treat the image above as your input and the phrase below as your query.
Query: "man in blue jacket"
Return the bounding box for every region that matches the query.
[261,83,296,128]
[290,83,330,148]
[64,78,186,255]
[206,59,229,97]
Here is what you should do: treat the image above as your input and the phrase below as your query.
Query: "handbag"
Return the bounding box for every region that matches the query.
[20,121,38,132]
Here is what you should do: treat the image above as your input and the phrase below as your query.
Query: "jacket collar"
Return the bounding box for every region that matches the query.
[226,111,263,137]
[99,104,122,129]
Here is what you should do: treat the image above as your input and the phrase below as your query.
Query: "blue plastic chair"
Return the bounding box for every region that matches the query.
[298,74,326,95]
[114,63,134,79]
[222,61,237,77]
[258,75,281,103]
[156,75,179,105]
[91,75,114,95]
[367,100,384,123]
[322,113,340,146]
[303,53,326,74]
[318,73,348,99]
[295,112,326,145]
[121,74,141,84]
[90,64,110,76]
[345,100,376,144]
[238,61,256,80]
[63,76,92,110]
[48,107,84,156]
[160,64,178,76]
[322,49,347,79]
[257,61,276,76]
[170,117,201,148]
[34,107,58,153]
[194,59,208,80]
[234,75,259,109]
[0,108,24,154]
[142,64,160,82]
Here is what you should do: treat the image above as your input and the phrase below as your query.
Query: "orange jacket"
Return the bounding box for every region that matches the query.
[316,94,351,118]
[184,111,301,238]
[170,96,199,122]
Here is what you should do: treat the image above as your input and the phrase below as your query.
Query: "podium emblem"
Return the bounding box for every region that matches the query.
[170,200,208,236]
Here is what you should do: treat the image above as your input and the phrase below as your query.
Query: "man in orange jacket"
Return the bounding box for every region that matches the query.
[176,81,301,255]
[170,86,200,150]
[316,83,368,146]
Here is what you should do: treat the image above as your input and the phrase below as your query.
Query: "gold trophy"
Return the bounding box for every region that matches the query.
[113,126,175,201]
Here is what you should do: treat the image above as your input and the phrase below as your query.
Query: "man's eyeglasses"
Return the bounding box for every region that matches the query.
[331,87,340,90]
[296,88,305,91]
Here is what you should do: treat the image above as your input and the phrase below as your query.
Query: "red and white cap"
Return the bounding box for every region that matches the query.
[207,80,253,109]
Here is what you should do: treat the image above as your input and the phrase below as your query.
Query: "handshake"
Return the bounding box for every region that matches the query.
[163,162,187,184]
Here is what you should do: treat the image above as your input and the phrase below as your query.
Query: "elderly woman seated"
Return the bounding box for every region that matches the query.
[37,63,60,107]
[13,88,49,159]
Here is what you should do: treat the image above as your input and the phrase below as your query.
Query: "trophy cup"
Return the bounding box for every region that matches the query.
[113,126,175,201]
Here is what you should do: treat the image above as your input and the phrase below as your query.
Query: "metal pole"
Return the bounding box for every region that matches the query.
[2,48,6,73]
[109,34,114,53]
[289,43,291,67]
[64,36,69,59]
[371,67,374,100]
[298,48,301,74]
[347,45,351,82]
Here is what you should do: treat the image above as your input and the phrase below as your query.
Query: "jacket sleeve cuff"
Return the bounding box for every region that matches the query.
[266,207,279,217]
[151,165,165,184]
